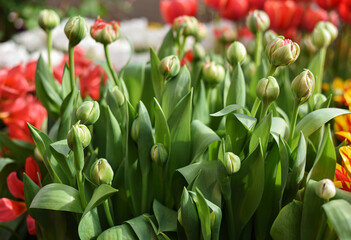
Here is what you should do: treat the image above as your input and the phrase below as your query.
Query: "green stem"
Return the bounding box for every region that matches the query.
[315,48,327,94]
[68,43,75,90]
[251,97,261,117]
[179,36,188,60]
[288,100,299,144]
[141,173,149,213]
[47,30,53,72]
[76,171,87,209]
[103,199,114,227]
[104,44,120,88]
[266,64,277,78]
[255,31,263,67]
[224,196,235,238]
[259,103,269,121]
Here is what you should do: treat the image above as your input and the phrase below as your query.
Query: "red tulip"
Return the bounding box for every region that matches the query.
[343,0,351,9]
[160,0,197,24]
[315,0,341,10]
[302,6,328,32]
[0,157,41,235]
[248,0,266,10]
[339,1,351,23]
[202,0,228,10]
[180,50,194,66]
[220,0,249,21]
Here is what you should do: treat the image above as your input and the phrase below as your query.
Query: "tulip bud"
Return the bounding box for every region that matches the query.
[76,101,100,125]
[264,30,278,46]
[38,9,60,31]
[202,62,226,87]
[291,69,314,104]
[312,25,331,49]
[226,41,247,66]
[323,22,338,42]
[158,55,180,80]
[67,123,91,150]
[111,86,125,106]
[315,179,336,200]
[214,25,236,44]
[150,143,168,166]
[193,43,206,61]
[246,10,270,34]
[195,23,207,41]
[90,158,114,185]
[173,16,198,37]
[222,152,241,175]
[265,36,300,67]
[131,117,140,142]
[256,76,280,106]
[90,17,120,45]
[64,16,88,46]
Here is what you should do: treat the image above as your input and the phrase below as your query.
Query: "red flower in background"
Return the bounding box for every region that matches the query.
[315,0,341,10]
[220,0,249,21]
[180,50,194,66]
[339,1,351,24]
[248,0,266,10]
[203,0,228,10]
[160,0,197,24]
[0,157,41,235]
[302,6,329,32]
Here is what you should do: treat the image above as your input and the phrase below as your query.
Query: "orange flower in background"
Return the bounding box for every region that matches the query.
[340,145,351,176]
[335,163,351,192]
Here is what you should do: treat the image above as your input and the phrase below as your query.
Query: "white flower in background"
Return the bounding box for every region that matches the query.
[29,49,64,67]
[13,29,46,52]
[0,41,28,68]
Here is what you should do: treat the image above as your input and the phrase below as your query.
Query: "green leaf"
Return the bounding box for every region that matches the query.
[226,113,253,155]
[271,117,289,143]
[153,199,177,233]
[123,62,146,107]
[23,173,40,218]
[226,63,246,107]
[61,63,71,99]
[322,199,351,239]
[79,208,102,240]
[154,98,171,152]
[125,215,158,240]
[210,104,246,117]
[157,28,177,59]
[193,81,210,125]
[334,188,351,204]
[307,125,336,181]
[83,184,118,217]
[191,120,220,160]
[249,113,272,155]
[193,188,211,240]
[150,48,163,101]
[98,224,137,240]
[0,132,34,160]
[30,183,83,213]
[57,89,77,140]
[270,200,303,240]
[106,106,123,171]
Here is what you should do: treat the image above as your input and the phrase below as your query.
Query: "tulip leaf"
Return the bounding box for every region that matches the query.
[79,208,102,240]
[191,120,220,161]
[270,117,289,143]
[106,106,123,171]
[123,62,146,107]
[158,28,177,59]
[226,63,246,107]
[154,98,171,152]
[23,173,40,218]
[322,199,351,239]
[193,81,210,124]
[30,183,83,213]
[125,214,158,240]
[249,113,272,155]
[270,200,303,240]
[61,63,71,99]
[0,132,35,161]
[210,104,246,117]
[98,224,138,240]
[83,184,118,217]
[153,199,177,233]
[334,188,351,204]
[226,113,253,155]
[193,188,211,240]
[307,125,336,181]
[150,48,163,101]
[57,89,77,140]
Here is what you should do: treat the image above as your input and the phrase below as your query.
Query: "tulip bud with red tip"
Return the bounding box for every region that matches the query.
[213,25,236,44]
[90,17,120,45]
[172,16,198,37]
[158,55,181,79]
[265,36,300,67]
[246,10,270,34]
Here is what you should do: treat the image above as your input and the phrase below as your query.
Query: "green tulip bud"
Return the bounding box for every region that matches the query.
[131,117,140,143]
[315,179,336,200]
[67,123,91,150]
[173,16,198,37]
[90,17,120,45]
[222,152,241,175]
[150,143,168,166]
[264,30,278,46]
[64,16,88,46]
[291,69,314,105]
[265,36,300,67]
[158,55,180,80]
[38,9,60,31]
[202,61,225,87]
[193,43,206,61]
[256,76,280,106]
[226,41,247,66]
[246,10,270,34]
[312,25,331,50]
[111,86,125,106]
[323,22,338,42]
[90,158,114,185]
[195,23,207,41]
[76,101,100,125]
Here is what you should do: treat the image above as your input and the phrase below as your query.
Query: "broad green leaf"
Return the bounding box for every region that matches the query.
[191,120,220,160]
[93,103,108,158]
[106,106,123,171]
[193,188,211,240]
[23,173,40,218]
[210,104,246,117]
[150,48,163,101]
[83,184,118,217]
[271,117,289,142]
[123,62,146,107]
[0,158,15,172]
[30,183,83,213]
[249,113,272,155]
[270,200,302,240]
[334,188,351,204]
[322,199,351,240]
[0,132,34,160]
[98,224,137,240]
[57,89,77,140]
[226,113,252,155]
[153,199,177,233]
[158,28,177,59]
[79,208,102,240]
[277,137,289,207]
[193,81,210,124]
[162,66,191,119]
[61,63,71,99]
[126,214,158,240]
[226,63,245,107]
[154,98,171,151]
[307,125,336,181]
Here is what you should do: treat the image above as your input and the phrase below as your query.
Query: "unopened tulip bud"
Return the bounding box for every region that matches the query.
[196,23,207,41]
[256,76,280,106]
[90,158,114,185]
[131,117,140,142]
[227,41,247,66]
[111,86,125,106]
[202,62,226,87]
[246,10,270,34]
[38,9,60,31]
[315,179,336,200]
[312,25,331,49]
[215,25,236,44]
[67,123,91,150]
[193,43,206,61]
[64,16,88,46]
[150,143,168,166]
[158,55,180,80]
[323,22,338,42]
[222,152,241,175]
[265,36,300,67]
[291,69,314,104]
[90,17,120,45]
[76,101,100,125]
[173,16,198,37]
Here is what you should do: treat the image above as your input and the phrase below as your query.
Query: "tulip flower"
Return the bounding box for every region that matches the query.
[265,36,300,67]
[0,157,41,235]
[202,0,228,10]
[220,0,249,21]
[248,0,266,10]
[315,0,341,10]
[302,6,329,33]
[315,179,336,200]
[159,55,181,79]
[334,163,351,192]
[160,0,197,24]
[76,101,100,125]
[90,17,120,45]
[339,1,351,24]
[213,25,236,44]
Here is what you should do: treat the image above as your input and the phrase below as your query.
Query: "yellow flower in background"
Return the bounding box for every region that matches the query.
[340,146,351,176]
[326,77,351,107]
[334,114,351,143]
[334,146,351,192]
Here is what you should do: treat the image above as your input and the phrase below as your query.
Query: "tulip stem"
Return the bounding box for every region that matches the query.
[68,43,75,90]
[266,64,277,78]
[288,100,299,144]
[47,30,53,72]
[315,48,327,94]
[104,44,120,88]
[141,173,149,213]
[77,171,87,209]
[251,97,261,118]
[103,199,114,227]
[255,31,262,67]
[259,103,269,122]
[224,196,235,238]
